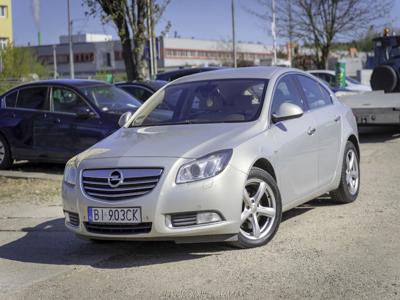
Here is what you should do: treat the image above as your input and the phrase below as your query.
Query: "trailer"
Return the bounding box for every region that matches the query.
[338,91,400,125]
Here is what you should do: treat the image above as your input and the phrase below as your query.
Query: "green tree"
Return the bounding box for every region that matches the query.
[0,45,48,93]
[83,0,170,81]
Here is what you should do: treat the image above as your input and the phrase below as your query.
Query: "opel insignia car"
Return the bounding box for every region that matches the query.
[62,67,360,248]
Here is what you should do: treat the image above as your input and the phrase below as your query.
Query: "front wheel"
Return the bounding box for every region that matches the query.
[330,141,360,204]
[232,167,282,249]
[0,135,12,170]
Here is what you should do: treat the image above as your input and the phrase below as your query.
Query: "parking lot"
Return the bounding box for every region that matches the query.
[0,127,398,299]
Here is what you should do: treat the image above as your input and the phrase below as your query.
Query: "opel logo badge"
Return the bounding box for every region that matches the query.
[108,170,124,188]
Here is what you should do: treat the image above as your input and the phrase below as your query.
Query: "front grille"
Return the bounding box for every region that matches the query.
[82,168,163,201]
[171,213,197,227]
[84,222,152,235]
[68,212,80,226]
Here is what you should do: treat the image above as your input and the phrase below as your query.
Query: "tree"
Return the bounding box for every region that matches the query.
[250,0,393,69]
[0,45,48,93]
[83,0,170,81]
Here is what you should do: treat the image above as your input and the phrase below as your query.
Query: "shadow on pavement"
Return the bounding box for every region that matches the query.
[359,126,400,144]
[0,195,338,269]
[0,218,230,269]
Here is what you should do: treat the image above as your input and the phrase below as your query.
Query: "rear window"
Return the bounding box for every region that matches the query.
[16,87,49,110]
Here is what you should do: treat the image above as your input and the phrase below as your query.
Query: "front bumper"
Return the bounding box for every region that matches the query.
[62,156,247,242]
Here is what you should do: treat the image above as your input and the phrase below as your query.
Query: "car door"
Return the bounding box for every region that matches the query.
[295,75,342,188]
[43,86,108,161]
[1,86,51,160]
[269,74,319,205]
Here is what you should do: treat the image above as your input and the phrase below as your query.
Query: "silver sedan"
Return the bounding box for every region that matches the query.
[62,67,360,248]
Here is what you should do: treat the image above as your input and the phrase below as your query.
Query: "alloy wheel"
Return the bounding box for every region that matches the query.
[240,178,277,240]
[345,149,359,195]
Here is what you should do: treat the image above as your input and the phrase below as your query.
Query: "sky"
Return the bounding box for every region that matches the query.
[11,0,400,47]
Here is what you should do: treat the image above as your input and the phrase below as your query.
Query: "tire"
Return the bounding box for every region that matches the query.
[370,65,398,92]
[330,141,360,204]
[231,167,282,249]
[0,135,12,170]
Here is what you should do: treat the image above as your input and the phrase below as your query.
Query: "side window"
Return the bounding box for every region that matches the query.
[319,84,333,105]
[16,87,49,110]
[4,90,18,108]
[297,75,332,110]
[52,87,92,114]
[121,86,152,102]
[271,76,304,115]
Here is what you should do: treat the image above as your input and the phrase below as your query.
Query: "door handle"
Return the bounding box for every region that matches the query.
[307,127,316,135]
[334,115,341,122]
[53,118,61,124]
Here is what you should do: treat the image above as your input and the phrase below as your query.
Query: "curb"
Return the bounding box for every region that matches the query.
[0,170,63,181]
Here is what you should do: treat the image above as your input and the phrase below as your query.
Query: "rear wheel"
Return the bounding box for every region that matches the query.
[0,135,12,170]
[330,141,360,203]
[232,167,282,248]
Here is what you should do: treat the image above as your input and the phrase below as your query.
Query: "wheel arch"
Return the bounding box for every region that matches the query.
[347,134,360,160]
[252,158,277,183]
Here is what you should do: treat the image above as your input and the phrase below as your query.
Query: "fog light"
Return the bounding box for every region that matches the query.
[196,212,222,224]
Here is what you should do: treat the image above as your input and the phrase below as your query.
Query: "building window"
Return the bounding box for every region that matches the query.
[0,6,7,17]
[0,38,8,49]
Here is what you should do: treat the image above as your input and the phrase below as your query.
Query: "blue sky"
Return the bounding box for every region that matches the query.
[11,0,400,46]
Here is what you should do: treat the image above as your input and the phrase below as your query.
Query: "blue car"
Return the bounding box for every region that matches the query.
[0,79,142,169]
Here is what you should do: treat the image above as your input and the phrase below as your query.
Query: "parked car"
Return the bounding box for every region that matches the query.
[115,80,167,102]
[308,70,371,92]
[0,79,142,169]
[156,67,223,82]
[62,67,360,248]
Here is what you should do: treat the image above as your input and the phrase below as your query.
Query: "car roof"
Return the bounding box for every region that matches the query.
[115,80,167,91]
[9,79,110,90]
[156,67,223,81]
[171,66,294,84]
[308,70,335,75]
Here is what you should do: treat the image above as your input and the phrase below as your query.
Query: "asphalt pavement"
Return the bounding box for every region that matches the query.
[0,127,399,299]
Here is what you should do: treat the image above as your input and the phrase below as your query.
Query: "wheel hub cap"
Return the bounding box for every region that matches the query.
[240,178,276,240]
[345,149,359,195]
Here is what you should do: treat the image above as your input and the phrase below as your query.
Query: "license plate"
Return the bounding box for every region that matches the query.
[88,207,141,224]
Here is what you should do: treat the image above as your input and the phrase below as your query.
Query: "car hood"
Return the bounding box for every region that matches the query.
[76,122,258,161]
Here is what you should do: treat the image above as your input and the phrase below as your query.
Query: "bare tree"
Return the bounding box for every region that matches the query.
[83,0,170,80]
[249,0,393,69]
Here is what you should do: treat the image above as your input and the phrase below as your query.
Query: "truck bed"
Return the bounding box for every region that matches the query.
[338,91,400,125]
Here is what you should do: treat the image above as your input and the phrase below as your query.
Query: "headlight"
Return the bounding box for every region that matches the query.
[176,149,233,184]
[64,159,78,186]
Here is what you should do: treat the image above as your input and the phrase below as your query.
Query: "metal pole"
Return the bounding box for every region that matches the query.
[271,0,277,65]
[150,0,158,76]
[288,0,293,67]
[147,0,154,79]
[231,0,237,68]
[67,0,75,79]
[53,45,58,79]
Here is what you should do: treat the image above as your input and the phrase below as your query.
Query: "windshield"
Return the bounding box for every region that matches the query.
[131,79,268,127]
[80,85,141,114]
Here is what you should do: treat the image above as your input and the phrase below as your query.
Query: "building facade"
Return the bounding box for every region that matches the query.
[29,34,276,78]
[0,0,13,49]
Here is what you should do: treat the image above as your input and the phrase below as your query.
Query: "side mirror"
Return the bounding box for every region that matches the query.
[76,108,95,119]
[272,102,304,123]
[118,111,134,127]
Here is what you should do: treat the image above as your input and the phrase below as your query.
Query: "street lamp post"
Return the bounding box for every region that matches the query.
[53,45,58,79]
[67,0,75,79]
[231,0,237,68]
